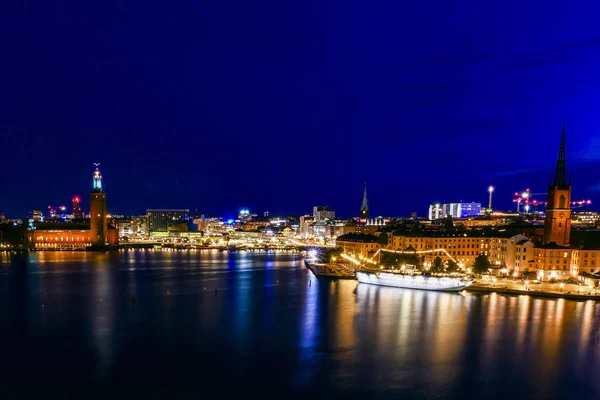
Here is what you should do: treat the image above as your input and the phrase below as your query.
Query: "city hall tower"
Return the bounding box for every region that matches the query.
[90,163,108,246]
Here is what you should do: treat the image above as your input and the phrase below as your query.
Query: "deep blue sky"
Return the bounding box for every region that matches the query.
[2,1,600,218]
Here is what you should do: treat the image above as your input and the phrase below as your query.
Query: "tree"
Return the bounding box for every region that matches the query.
[380,251,421,270]
[432,256,444,272]
[378,231,389,246]
[322,248,343,263]
[447,259,459,272]
[472,254,491,274]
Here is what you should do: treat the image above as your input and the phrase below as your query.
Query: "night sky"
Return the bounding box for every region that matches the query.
[2,1,600,218]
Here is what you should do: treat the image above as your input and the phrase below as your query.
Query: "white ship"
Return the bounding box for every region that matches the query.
[356,270,472,292]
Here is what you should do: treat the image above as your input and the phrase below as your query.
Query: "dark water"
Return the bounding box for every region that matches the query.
[1,250,599,399]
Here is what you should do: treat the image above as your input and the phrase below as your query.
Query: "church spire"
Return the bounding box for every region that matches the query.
[360,182,369,219]
[552,121,568,188]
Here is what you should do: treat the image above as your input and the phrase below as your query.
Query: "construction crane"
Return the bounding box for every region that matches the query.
[512,189,546,213]
[541,199,592,209]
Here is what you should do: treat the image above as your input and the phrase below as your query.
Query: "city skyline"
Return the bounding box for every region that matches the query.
[2,127,597,219]
[2,1,600,218]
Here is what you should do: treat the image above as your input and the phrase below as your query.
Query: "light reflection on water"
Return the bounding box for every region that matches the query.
[0,251,599,399]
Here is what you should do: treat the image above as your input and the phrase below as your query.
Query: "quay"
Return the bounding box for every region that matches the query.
[304,260,355,279]
[467,280,600,301]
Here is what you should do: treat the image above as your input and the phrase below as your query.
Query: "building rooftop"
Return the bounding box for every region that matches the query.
[34,222,117,231]
[336,233,379,243]
[35,222,91,230]
[537,242,570,250]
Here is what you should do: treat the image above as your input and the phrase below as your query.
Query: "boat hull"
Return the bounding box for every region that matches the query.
[356,271,471,292]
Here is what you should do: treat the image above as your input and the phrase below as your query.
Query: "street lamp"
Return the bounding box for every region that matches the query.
[525,280,529,291]
[559,282,564,293]
[488,186,495,211]
[493,277,497,288]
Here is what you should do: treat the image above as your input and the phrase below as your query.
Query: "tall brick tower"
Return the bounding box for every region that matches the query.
[90,163,108,246]
[543,123,572,246]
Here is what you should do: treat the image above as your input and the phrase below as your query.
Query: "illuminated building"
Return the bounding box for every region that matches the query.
[336,233,380,257]
[360,182,369,220]
[236,209,257,224]
[543,123,572,246]
[27,164,118,249]
[365,216,387,226]
[147,209,190,232]
[428,202,481,220]
[116,215,147,237]
[534,124,577,280]
[72,196,83,219]
[573,211,600,226]
[299,215,314,238]
[32,210,43,222]
[534,245,578,280]
[313,206,335,221]
[384,230,537,275]
[89,164,108,245]
[578,250,600,274]
[241,220,270,231]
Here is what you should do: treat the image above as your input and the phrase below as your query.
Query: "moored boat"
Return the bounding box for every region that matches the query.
[356,270,472,292]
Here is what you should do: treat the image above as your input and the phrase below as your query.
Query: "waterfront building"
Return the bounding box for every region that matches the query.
[577,271,600,287]
[336,233,380,257]
[147,209,189,232]
[90,165,107,245]
[508,235,536,274]
[360,182,369,220]
[27,164,118,249]
[534,124,578,280]
[313,206,335,221]
[428,202,481,220]
[543,124,572,247]
[364,125,594,281]
[385,230,537,275]
[577,249,600,274]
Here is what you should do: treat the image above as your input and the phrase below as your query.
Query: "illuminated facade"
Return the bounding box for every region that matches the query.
[534,245,578,280]
[578,249,600,275]
[543,124,572,246]
[27,164,118,249]
[387,233,535,275]
[336,233,380,257]
[428,202,481,220]
[32,210,43,221]
[313,206,335,221]
[535,125,576,280]
[147,209,190,232]
[90,165,108,245]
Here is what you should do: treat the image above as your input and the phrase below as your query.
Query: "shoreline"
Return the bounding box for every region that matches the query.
[467,283,600,301]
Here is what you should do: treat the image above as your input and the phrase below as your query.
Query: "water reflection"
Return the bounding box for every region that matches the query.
[0,252,598,398]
